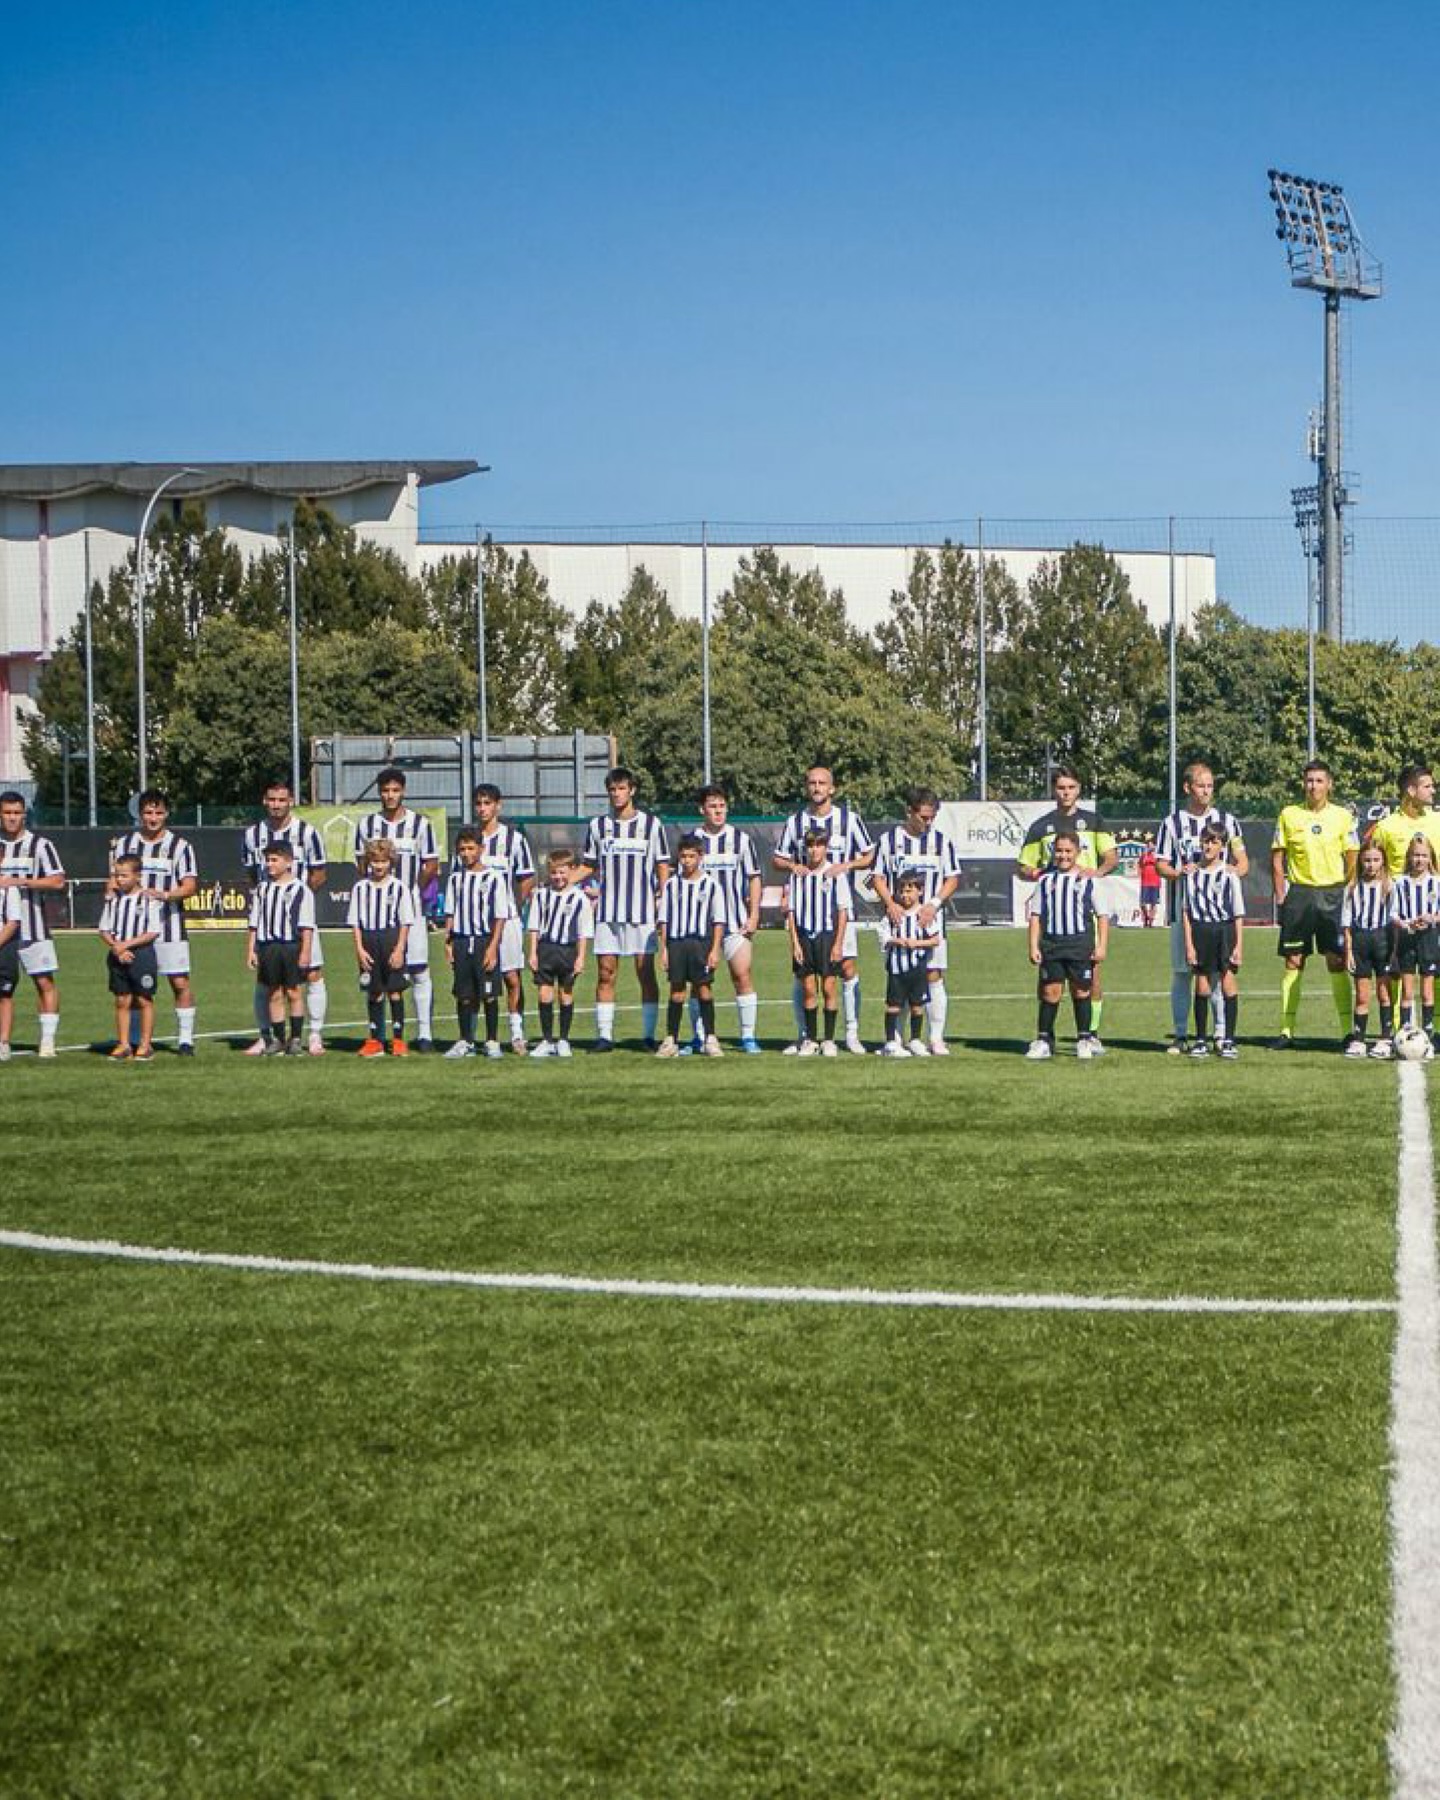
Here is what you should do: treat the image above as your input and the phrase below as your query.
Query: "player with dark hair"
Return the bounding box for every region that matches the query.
[1025,829,1108,1061]
[241,778,328,1054]
[1271,760,1359,1048]
[871,786,960,1054]
[1154,761,1249,1054]
[0,789,66,1057]
[774,766,873,1053]
[1015,766,1117,1045]
[1181,823,1244,1059]
[1367,764,1440,876]
[110,788,201,1054]
[353,768,440,1050]
[689,785,762,1052]
[470,781,536,1054]
[577,767,672,1051]
[655,833,725,1057]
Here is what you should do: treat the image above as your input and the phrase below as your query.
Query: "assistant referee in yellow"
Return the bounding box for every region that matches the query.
[1271,759,1359,1048]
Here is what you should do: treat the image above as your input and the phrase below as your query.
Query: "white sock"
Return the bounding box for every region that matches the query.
[305,978,328,1032]
[254,988,270,1034]
[927,985,948,1039]
[39,1013,59,1045]
[737,992,758,1037]
[641,1000,659,1042]
[412,970,434,1038]
[843,976,861,1033]
[1211,992,1226,1040]
[1170,972,1192,1038]
[176,1006,196,1046]
[791,976,805,1037]
[596,1001,616,1041]
[688,996,702,1039]
[507,1009,524,1043]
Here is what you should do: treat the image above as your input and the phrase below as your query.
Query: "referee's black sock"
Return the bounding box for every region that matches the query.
[559,1002,574,1041]
[699,997,716,1039]
[538,999,554,1040]
[1194,993,1210,1038]
[1038,999,1059,1041]
[1074,996,1093,1036]
[667,999,684,1039]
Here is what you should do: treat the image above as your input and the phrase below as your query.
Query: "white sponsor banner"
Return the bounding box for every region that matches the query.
[938,800,1151,928]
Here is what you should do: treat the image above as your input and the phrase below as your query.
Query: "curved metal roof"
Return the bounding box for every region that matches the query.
[0,460,483,501]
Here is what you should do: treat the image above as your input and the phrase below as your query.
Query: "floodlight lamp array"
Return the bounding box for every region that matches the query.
[1266,168,1382,297]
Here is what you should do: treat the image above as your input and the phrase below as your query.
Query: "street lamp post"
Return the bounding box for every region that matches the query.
[135,468,199,791]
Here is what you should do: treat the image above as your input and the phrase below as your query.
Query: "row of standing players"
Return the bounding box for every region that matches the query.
[3,758,1439,1060]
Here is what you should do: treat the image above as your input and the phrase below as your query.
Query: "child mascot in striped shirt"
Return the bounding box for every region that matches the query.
[1025,830,1108,1061]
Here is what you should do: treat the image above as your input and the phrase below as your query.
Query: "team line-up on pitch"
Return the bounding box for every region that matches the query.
[3,755,1440,1064]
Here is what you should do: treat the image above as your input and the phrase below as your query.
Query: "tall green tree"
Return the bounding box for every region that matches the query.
[421,543,572,732]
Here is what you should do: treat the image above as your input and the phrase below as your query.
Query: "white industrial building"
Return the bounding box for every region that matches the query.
[0,460,1216,786]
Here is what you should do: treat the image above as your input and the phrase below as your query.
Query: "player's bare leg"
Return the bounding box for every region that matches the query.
[503,967,526,1053]
[593,952,619,1049]
[729,937,760,1050]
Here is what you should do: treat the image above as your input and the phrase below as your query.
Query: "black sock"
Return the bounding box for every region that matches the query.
[887,1011,902,1042]
[1194,993,1210,1038]
[1381,1002,1395,1036]
[368,999,386,1040]
[699,997,716,1038]
[1353,1008,1369,1040]
[484,998,499,1041]
[1074,996,1093,1036]
[559,1001,574,1042]
[823,1007,837,1042]
[390,998,405,1038]
[1038,999,1059,1040]
[910,1010,925,1041]
[458,1004,476,1044]
[1226,998,1239,1040]
[667,998,684,1038]
[262,1020,277,1044]
[1426,1005,1436,1033]
[538,999,554,1039]
[804,1006,818,1041]
[287,1013,303,1041]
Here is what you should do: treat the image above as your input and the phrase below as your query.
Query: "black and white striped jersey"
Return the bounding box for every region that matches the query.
[98,889,163,946]
[692,825,760,927]
[1343,880,1394,932]
[352,808,438,893]
[1182,865,1244,924]
[249,877,317,944]
[462,823,535,907]
[346,874,418,934]
[1154,806,1244,870]
[529,885,595,946]
[581,810,670,926]
[111,829,198,944]
[1392,873,1440,927]
[1027,869,1099,940]
[443,868,512,938]
[880,906,937,974]
[872,824,960,909]
[0,885,21,936]
[658,872,723,940]
[787,868,853,937]
[0,828,64,944]
[242,817,326,885]
[775,803,872,871]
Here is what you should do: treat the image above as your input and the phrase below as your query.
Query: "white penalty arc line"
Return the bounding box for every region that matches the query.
[1390,1062,1440,1797]
[0,1229,1392,1317]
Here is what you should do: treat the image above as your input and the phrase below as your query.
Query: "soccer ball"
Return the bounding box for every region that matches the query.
[1394,1026,1433,1063]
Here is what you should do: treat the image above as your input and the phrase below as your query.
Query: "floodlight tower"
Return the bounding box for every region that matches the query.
[1266,169,1382,640]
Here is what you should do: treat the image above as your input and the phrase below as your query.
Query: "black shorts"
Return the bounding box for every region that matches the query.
[665,937,714,991]
[0,937,18,998]
[359,930,409,997]
[450,936,500,1006]
[886,966,930,1010]
[793,931,838,981]
[107,945,159,998]
[1350,925,1395,980]
[1278,885,1344,958]
[535,942,578,990]
[1394,927,1440,976]
[257,942,305,991]
[1038,933,1095,988]
[1189,919,1238,977]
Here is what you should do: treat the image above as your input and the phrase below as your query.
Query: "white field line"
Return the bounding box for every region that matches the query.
[1390,1062,1440,1797]
[0,1229,1393,1316]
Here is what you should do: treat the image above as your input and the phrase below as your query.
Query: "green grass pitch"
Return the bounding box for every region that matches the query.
[0,926,1405,1795]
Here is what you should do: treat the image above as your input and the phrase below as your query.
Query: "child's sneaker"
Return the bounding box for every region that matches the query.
[928,1038,949,1056]
[244,1037,269,1057]
[284,1038,304,1056]
[390,1039,410,1057]
[1167,1035,1189,1057]
[1025,1038,1053,1061]
[796,1039,819,1057]
[108,1044,134,1061]
[1370,1037,1394,1060]
[702,1036,724,1057]
[844,1032,867,1056]
[655,1037,680,1058]
[1343,1033,1368,1059]
[133,1047,155,1063]
[1188,1038,1210,1059]
[307,1033,325,1057]
[0,1042,10,1062]
[739,1037,762,1054]
[1087,1035,1106,1056]
[358,1039,385,1058]
[881,1040,908,1059]
[510,1036,528,1057]
[820,1040,839,1058]
[1220,1039,1240,1060]
[908,1039,930,1057]
[445,1040,476,1059]
[556,1040,574,1059]
[530,1040,556,1059]
[483,1040,504,1060]
[1076,1036,1096,1060]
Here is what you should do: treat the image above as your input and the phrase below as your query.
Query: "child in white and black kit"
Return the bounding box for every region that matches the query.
[880,870,941,1058]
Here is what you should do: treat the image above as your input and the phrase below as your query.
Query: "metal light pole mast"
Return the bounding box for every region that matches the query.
[134,467,199,791]
[1266,171,1382,641]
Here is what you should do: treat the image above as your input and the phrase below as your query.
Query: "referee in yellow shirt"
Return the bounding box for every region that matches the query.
[1366,763,1440,875]
[1271,759,1359,1048]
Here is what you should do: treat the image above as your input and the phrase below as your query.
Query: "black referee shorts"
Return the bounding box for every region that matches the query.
[1188,919,1238,978]
[535,941,578,990]
[1350,925,1395,980]
[1277,885,1344,958]
[450,935,499,1006]
[665,936,713,991]
[1394,927,1440,977]
[793,931,838,981]
[256,942,304,991]
[107,945,159,998]
[359,929,409,996]
[886,966,930,1010]
[0,937,18,998]
[1038,933,1095,988]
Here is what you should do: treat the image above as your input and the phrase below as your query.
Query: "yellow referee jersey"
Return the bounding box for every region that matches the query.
[1272,803,1359,888]
[1366,808,1440,876]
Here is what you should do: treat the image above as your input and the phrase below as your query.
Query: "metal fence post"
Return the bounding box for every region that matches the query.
[975,516,987,800]
[1167,516,1178,814]
[701,520,712,784]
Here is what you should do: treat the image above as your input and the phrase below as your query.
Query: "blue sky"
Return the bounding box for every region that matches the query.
[3,0,1435,533]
